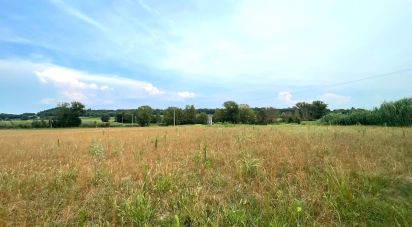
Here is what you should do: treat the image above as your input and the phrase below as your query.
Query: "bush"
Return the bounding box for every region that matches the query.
[32,120,50,128]
[320,110,376,125]
[101,114,110,122]
[320,98,412,126]
[376,98,412,126]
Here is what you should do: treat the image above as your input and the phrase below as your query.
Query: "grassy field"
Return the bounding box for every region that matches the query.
[0,125,411,226]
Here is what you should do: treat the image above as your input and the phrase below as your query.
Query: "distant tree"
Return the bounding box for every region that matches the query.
[282,107,301,124]
[295,102,313,120]
[213,109,225,123]
[320,98,412,126]
[101,114,110,123]
[52,102,85,127]
[377,98,412,126]
[196,112,208,124]
[295,101,329,120]
[183,105,197,124]
[256,107,279,124]
[151,111,162,124]
[223,101,240,123]
[137,105,153,126]
[163,107,183,126]
[311,100,329,119]
[239,104,256,124]
[115,112,123,123]
[20,113,36,120]
[115,111,133,123]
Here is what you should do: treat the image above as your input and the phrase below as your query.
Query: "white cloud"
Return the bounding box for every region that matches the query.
[100,85,112,91]
[34,65,165,104]
[0,58,179,108]
[320,93,351,104]
[277,91,294,104]
[177,91,195,98]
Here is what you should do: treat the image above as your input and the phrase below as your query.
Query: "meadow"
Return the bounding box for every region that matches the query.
[0,125,411,226]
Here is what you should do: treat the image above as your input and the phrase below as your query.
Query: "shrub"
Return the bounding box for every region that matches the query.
[32,120,50,128]
[100,114,110,123]
[320,97,412,126]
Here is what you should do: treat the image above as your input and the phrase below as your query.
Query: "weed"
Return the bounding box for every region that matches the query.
[124,194,154,226]
[239,153,260,178]
[91,168,111,186]
[78,210,86,227]
[89,139,104,158]
[154,174,173,194]
[50,169,78,191]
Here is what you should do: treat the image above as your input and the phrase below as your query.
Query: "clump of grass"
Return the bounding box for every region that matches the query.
[78,210,86,227]
[50,169,78,191]
[89,139,104,158]
[123,194,154,226]
[90,168,111,186]
[111,141,124,157]
[154,174,173,194]
[221,195,262,226]
[239,153,260,178]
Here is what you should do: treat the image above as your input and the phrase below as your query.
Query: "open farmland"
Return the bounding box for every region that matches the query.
[1,125,411,226]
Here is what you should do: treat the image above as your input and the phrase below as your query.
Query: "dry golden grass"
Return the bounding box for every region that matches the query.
[0,125,411,226]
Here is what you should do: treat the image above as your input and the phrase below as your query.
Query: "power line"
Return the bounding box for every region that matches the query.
[299,67,412,91]
[243,67,412,102]
[174,67,412,105]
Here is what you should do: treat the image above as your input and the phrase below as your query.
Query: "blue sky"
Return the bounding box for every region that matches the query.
[1,0,411,113]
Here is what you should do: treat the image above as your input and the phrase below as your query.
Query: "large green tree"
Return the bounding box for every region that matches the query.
[239,104,256,124]
[295,101,328,120]
[311,101,329,119]
[213,109,225,123]
[52,101,85,127]
[256,107,279,125]
[115,111,133,123]
[137,105,153,126]
[100,114,110,123]
[223,101,240,123]
[183,105,196,124]
[295,102,312,120]
[163,107,183,126]
[196,112,208,124]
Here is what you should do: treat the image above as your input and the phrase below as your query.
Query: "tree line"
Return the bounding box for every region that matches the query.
[1,97,411,128]
[320,98,412,126]
[18,100,329,128]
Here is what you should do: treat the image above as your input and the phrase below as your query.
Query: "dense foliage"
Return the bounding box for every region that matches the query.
[0,113,36,120]
[321,98,412,126]
[2,97,410,128]
[51,102,86,128]
[295,101,329,120]
[136,106,153,126]
[100,114,110,123]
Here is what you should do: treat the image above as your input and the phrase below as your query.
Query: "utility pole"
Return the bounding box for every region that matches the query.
[173,108,176,127]
[132,114,134,127]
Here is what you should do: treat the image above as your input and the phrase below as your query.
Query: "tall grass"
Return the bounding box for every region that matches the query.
[0,125,411,225]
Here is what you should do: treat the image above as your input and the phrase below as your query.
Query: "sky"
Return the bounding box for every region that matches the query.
[1,0,411,114]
